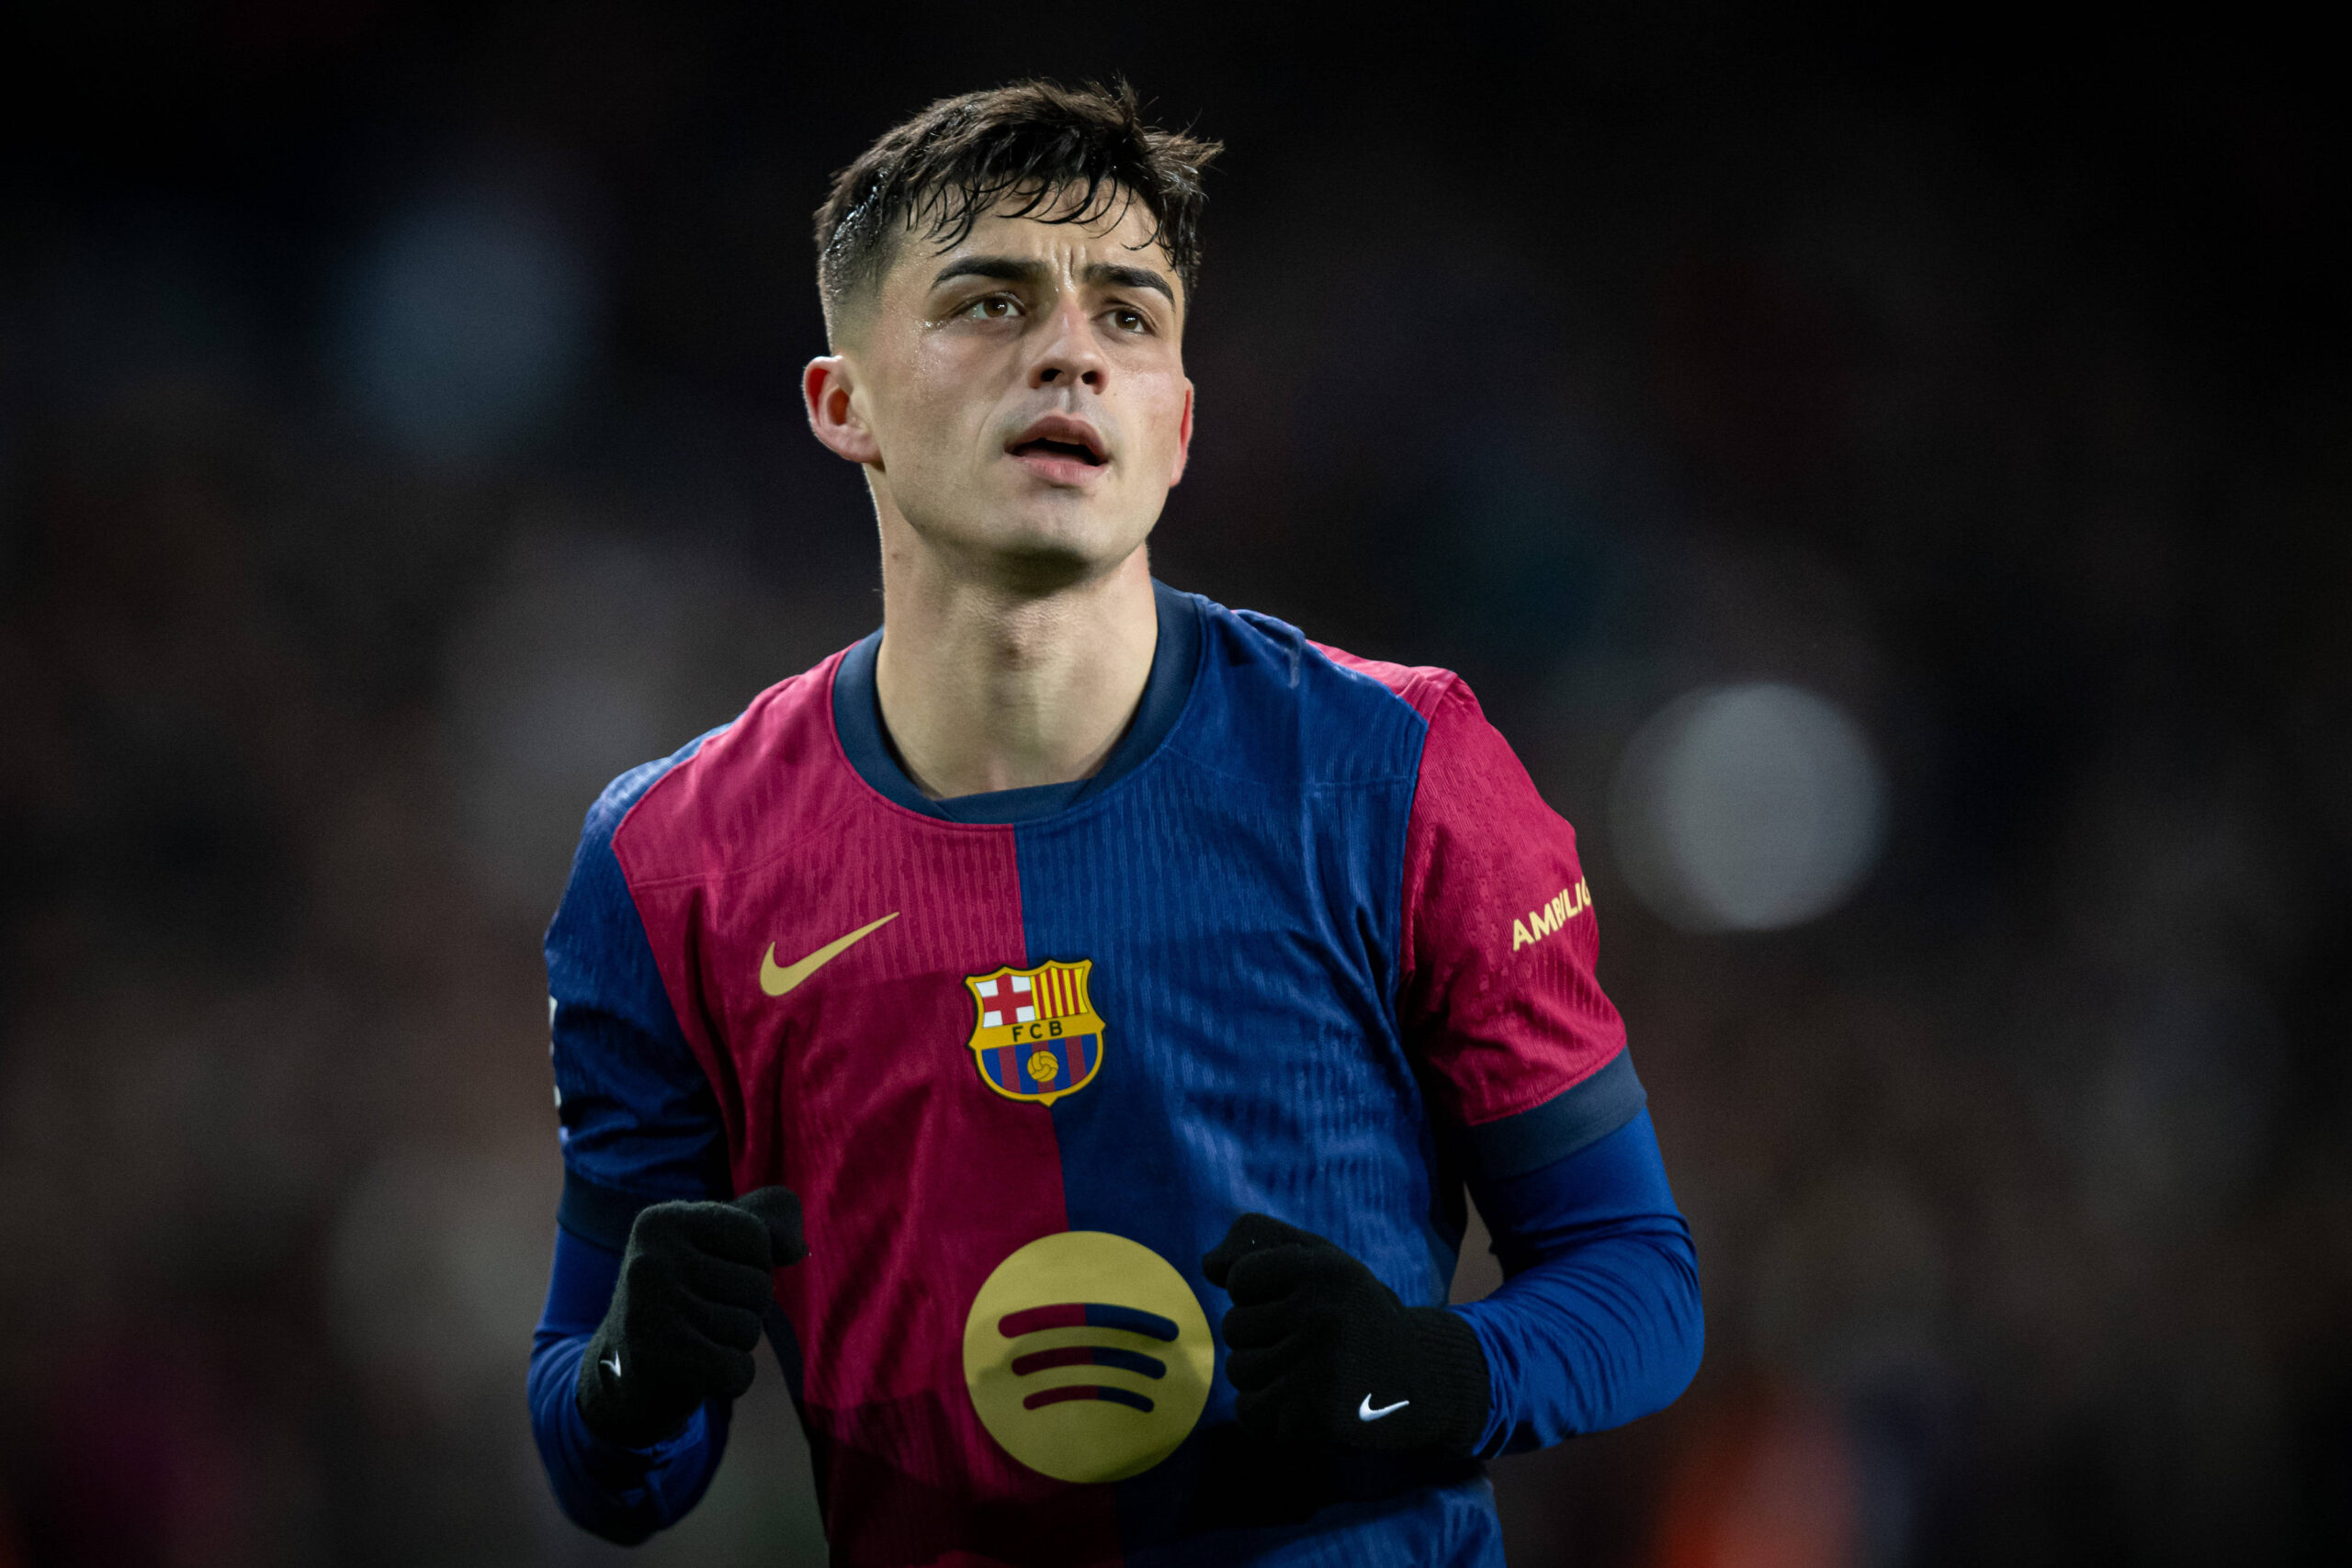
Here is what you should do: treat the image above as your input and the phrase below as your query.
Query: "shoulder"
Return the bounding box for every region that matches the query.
[1204,594,1458,728]
[603,648,861,886]
[1185,594,1496,789]
[1194,594,1505,751]
[1294,624,1508,777]
[1196,593,1473,728]
[1206,603,1535,819]
[580,729,722,851]
[1170,606,1439,789]
[1301,637,1462,726]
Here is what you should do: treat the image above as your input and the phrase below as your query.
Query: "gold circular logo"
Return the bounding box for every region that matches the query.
[1026,1049,1061,1084]
[962,1231,1213,1484]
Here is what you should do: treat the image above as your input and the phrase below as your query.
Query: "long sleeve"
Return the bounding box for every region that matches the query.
[1452,1109,1702,1455]
[532,735,737,1537]
[1322,660,1702,1451]
[528,1225,734,1541]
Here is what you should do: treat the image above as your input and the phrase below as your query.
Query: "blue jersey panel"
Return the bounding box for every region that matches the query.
[547,728,732,1224]
[1012,604,1498,1559]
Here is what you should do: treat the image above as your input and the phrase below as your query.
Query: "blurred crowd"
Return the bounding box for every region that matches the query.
[2,6,2346,1564]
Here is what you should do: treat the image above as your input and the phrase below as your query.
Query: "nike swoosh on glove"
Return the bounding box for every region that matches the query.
[575,1186,808,1449]
[1203,1213,1489,1454]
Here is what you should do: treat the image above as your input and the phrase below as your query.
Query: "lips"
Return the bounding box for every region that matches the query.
[1006,414,1109,468]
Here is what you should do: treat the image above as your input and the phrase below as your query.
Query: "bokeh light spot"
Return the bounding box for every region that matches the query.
[1612,682,1887,931]
[333,192,598,466]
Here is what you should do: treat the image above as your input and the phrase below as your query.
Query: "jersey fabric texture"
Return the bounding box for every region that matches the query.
[532,583,1700,1565]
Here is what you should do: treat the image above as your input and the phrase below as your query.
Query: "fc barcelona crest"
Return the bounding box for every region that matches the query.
[965,960,1106,1106]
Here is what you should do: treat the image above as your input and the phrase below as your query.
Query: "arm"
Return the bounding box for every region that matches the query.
[530,1181,807,1542]
[1201,1083,1702,1459]
[1206,666,1702,1457]
[531,739,744,1540]
[1453,1106,1702,1455]
[1381,669,1702,1451]
[529,1223,730,1542]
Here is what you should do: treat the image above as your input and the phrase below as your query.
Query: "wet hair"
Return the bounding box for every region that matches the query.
[814,79,1220,335]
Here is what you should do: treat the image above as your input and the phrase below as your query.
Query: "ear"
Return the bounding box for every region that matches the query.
[1168,379,1194,487]
[804,356,882,467]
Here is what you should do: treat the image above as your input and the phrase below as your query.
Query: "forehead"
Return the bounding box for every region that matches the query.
[892,188,1178,293]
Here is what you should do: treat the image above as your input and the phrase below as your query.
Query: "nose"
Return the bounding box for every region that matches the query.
[1028,295,1105,391]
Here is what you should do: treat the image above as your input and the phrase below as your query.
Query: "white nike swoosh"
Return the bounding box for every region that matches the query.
[1358,1394,1409,1421]
[603,1351,622,1380]
[760,911,900,998]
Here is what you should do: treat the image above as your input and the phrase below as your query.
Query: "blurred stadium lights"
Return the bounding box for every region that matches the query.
[1651,1386,1864,1568]
[2078,974,2283,1240]
[1611,681,1887,931]
[331,187,601,468]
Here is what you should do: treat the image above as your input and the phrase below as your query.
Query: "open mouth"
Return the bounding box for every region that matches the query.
[1007,416,1110,469]
[1009,435,1107,467]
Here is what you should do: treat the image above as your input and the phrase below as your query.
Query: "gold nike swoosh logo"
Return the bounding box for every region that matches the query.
[760,911,900,998]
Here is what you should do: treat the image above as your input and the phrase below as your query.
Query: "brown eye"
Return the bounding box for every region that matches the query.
[965,294,1021,320]
[1111,308,1148,333]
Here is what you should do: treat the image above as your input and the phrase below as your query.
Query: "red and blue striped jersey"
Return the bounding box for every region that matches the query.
[543,583,1655,1564]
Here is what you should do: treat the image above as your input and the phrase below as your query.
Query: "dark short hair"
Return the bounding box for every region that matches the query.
[814,79,1221,328]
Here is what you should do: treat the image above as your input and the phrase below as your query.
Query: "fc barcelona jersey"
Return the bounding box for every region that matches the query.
[546,582,1646,1565]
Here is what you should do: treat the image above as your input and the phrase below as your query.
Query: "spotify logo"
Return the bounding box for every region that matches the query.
[962,1231,1213,1483]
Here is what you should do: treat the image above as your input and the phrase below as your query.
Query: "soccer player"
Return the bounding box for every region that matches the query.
[528,81,1702,1565]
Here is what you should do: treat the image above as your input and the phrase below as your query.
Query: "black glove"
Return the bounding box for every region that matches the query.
[575,1186,808,1448]
[1203,1213,1489,1455]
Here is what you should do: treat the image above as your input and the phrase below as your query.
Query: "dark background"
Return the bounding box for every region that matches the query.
[3,5,2347,1564]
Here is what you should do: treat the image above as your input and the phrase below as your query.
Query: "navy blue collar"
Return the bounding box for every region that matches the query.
[831,579,1202,824]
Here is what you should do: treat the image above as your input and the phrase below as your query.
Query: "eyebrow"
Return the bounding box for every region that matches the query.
[930,255,1177,305]
[1084,262,1176,303]
[932,255,1046,289]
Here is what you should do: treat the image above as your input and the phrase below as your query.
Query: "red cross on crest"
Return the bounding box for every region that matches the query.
[962,960,1107,1107]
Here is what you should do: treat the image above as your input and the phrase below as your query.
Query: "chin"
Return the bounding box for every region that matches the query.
[944,504,1150,584]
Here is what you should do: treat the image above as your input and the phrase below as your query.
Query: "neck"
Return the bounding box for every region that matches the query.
[873,518,1159,800]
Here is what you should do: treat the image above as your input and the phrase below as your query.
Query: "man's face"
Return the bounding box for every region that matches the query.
[808,190,1193,581]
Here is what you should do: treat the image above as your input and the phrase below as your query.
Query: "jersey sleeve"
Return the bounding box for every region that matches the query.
[1452,1109,1702,1454]
[1396,674,1645,1181]
[529,1224,732,1540]
[546,739,732,1246]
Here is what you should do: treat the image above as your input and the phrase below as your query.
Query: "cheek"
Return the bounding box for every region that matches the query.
[882,344,1000,463]
[1128,375,1191,468]
[938,376,1026,462]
